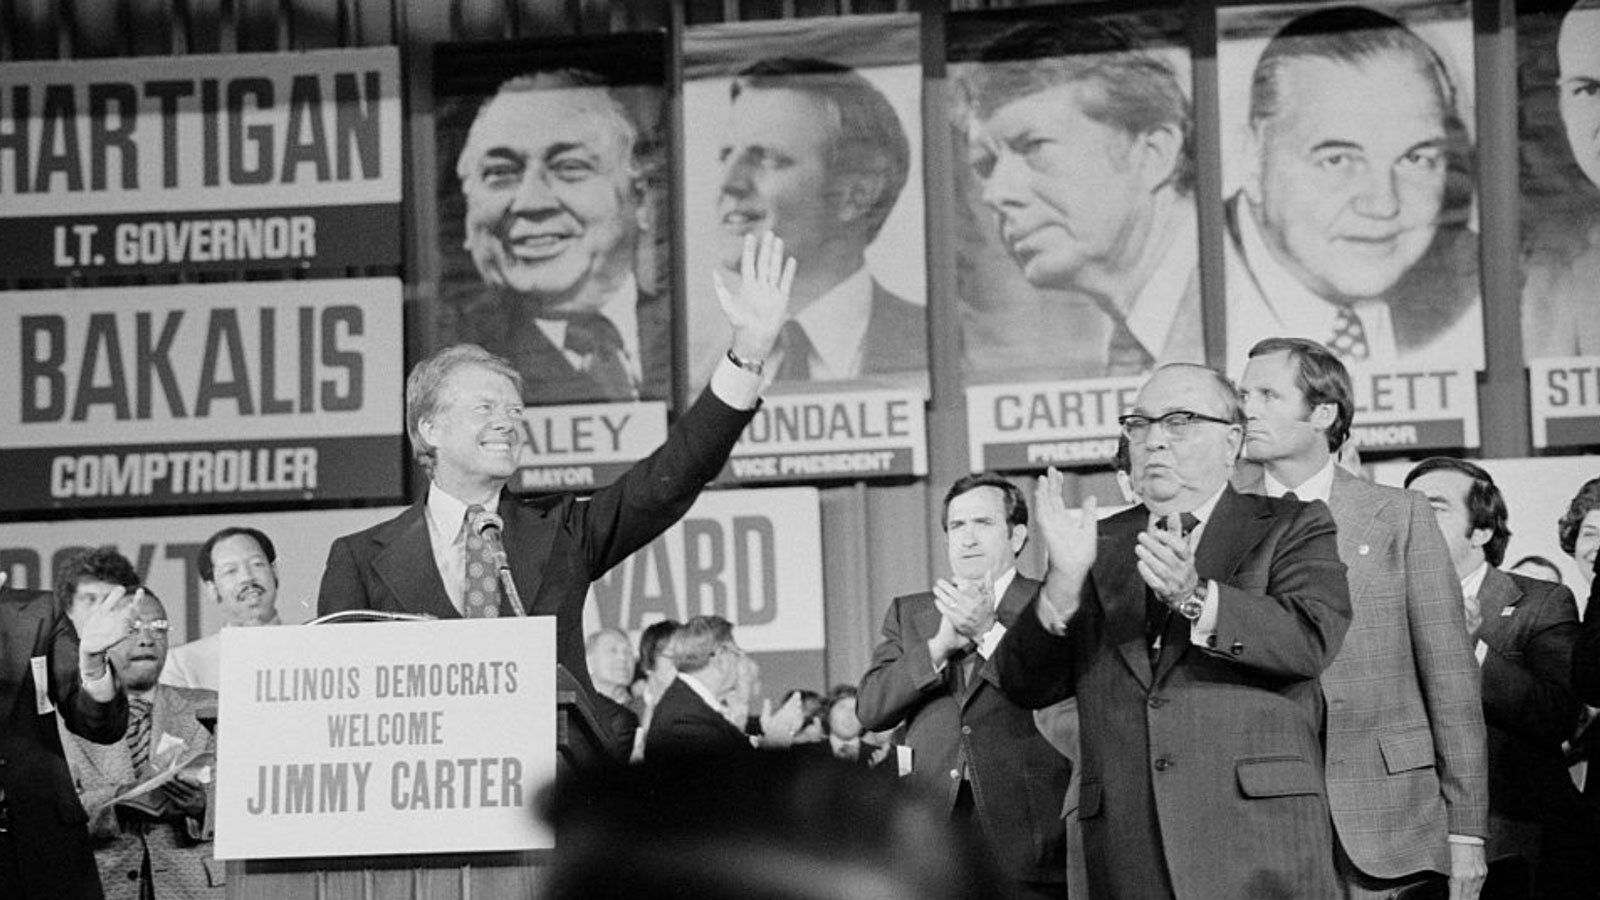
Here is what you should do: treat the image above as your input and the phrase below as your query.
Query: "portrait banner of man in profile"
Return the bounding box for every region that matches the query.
[1519,0,1600,449]
[431,35,671,410]
[681,15,928,399]
[949,5,1204,473]
[950,5,1204,385]
[1218,0,1483,375]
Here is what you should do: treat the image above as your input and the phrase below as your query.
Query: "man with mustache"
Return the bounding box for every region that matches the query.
[713,57,925,385]
[1226,6,1481,368]
[441,68,670,406]
[162,527,282,692]
[61,588,217,900]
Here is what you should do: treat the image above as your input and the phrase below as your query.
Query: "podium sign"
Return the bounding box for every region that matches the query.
[214,618,556,859]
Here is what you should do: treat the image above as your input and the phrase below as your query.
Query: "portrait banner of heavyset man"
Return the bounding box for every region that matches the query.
[948,6,1205,384]
[430,35,673,408]
[680,14,928,398]
[1217,0,1484,373]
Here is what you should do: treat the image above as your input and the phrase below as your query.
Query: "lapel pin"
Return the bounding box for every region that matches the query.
[1358,544,1370,555]
[1500,607,1514,617]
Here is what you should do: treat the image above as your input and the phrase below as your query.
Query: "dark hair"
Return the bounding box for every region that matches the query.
[53,546,140,616]
[785,688,826,733]
[731,58,910,242]
[637,619,680,680]
[1404,457,1510,567]
[1114,432,1132,475]
[543,751,999,900]
[1248,337,1355,451]
[955,18,1195,195]
[198,526,277,582]
[1509,554,1563,583]
[942,472,1029,532]
[1558,476,1600,555]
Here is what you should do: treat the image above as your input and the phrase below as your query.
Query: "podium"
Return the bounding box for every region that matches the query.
[220,617,617,900]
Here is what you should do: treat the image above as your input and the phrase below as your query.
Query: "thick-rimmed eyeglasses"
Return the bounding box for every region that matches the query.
[1118,410,1237,441]
[129,618,170,636]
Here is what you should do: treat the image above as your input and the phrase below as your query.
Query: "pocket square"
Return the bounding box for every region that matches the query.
[1500,606,1515,617]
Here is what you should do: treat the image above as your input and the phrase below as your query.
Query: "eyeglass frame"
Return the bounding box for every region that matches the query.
[128,618,171,636]
[1117,409,1240,441]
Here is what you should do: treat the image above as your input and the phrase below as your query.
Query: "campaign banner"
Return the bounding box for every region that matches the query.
[715,389,926,485]
[214,617,556,859]
[967,376,1143,472]
[1529,357,1600,448]
[1344,365,1479,452]
[0,47,401,276]
[582,486,825,697]
[0,278,404,511]
[510,401,668,494]
[0,506,407,643]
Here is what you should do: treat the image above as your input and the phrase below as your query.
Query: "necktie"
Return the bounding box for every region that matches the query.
[1106,315,1155,375]
[1327,305,1370,361]
[563,314,636,399]
[1145,512,1201,663]
[774,320,813,382]
[126,697,153,770]
[1463,590,1482,640]
[462,504,501,618]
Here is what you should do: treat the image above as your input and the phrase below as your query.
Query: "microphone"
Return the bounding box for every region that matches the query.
[471,510,508,566]
[468,509,526,617]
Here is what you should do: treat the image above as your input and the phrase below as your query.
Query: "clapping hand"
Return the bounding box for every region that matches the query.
[1135,512,1199,607]
[713,231,796,363]
[933,576,997,645]
[1034,468,1097,619]
[759,692,806,749]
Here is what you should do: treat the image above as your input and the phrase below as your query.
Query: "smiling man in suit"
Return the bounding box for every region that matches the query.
[1235,337,1489,900]
[858,472,1071,900]
[993,364,1351,900]
[317,233,794,757]
[1404,458,1582,899]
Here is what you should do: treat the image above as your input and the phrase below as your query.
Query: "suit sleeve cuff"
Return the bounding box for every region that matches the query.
[1448,834,1484,846]
[708,353,763,411]
[1188,580,1221,647]
[80,665,116,702]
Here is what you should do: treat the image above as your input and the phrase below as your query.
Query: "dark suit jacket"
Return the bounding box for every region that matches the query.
[993,488,1352,900]
[1475,567,1583,849]
[1577,573,1600,707]
[1,587,128,900]
[857,575,1069,886]
[644,675,750,759]
[316,388,755,749]
[439,283,672,405]
[859,281,927,376]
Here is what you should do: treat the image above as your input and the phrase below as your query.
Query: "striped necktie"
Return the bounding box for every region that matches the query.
[126,696,154,770]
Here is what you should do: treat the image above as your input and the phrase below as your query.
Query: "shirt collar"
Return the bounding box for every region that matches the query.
[1236,202,1396,360]
[1147,485,1225,531]
[1460,561,1489,602]
[426,483,504,545]
[992,566,1018,601]
[791,266,873,380]
[677,671,724,712]
[1264,458,1338,504]
[532,273,643,382]
[1123,207,1197,358]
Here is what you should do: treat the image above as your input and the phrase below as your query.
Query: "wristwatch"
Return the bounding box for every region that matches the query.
[726,348,765,376]
[1175,580,1208,620]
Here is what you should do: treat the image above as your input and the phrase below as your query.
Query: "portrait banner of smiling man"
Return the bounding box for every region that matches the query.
[680,15,929,485]
[949,5,1204,473]
[1218,0,1483,379]
[430,36,673,491]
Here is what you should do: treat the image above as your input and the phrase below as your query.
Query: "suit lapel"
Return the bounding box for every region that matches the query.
[1153,488,1270,683]
[1325,470,1383,599]
[968,576,1039,703]
[1096,509,1156,688]
[373,503,460,620]
[1475,566,1520,645]
[499,498,554,616]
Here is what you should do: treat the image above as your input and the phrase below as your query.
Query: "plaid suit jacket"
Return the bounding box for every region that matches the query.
[1238,467,1490,879]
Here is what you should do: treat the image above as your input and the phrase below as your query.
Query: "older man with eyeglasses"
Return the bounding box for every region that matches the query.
[993,361,1352,900]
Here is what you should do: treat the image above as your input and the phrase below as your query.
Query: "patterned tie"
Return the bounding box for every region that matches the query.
[461,505,501,618]
[1106,315,1156,375]
[1146,512,1201,663]
[126,697,154,770]
[1463,590,1482,641]
[774,319,813,382]
[1327,305,1370,361]
[563,314,636,399]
